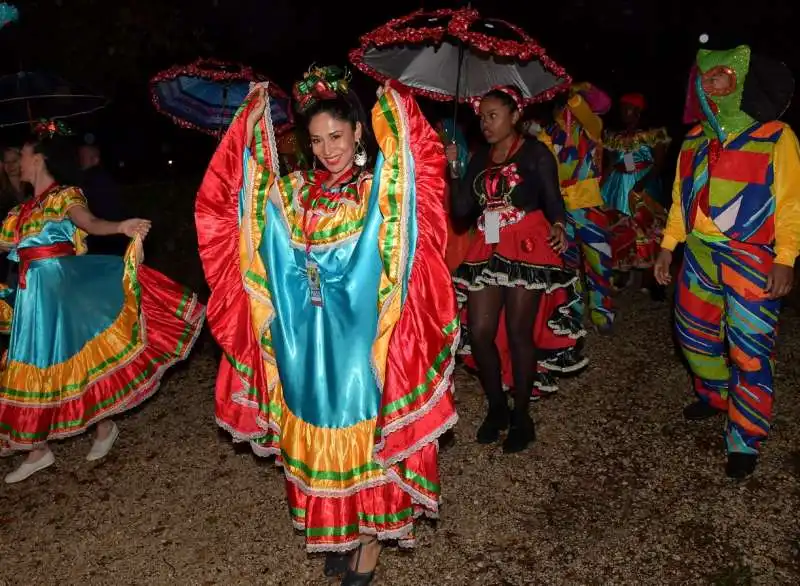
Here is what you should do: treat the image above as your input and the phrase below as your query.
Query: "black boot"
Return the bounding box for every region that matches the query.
[683,400,722,421]
[725,452,758,480]
[502,410,536,453]
[726,453,758,479]
[649,283,666,302]
[476,398,510,444]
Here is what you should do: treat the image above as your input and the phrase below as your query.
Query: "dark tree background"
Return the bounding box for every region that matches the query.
[1,0,797,178]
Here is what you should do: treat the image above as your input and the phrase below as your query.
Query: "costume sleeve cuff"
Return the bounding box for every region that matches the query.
[567,94,583,109]
[774,249,797,267]
[660,235,682,251]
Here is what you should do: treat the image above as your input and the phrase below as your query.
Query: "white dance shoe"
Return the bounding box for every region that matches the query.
[86,422,120,461]
[4,450,55,484]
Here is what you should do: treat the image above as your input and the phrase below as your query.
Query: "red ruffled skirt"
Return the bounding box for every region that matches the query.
[608,193,666,271]
[453,211,587,396]
[0,248,205,449]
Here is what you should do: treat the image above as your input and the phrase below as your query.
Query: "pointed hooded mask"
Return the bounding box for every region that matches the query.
[683,45,794,141]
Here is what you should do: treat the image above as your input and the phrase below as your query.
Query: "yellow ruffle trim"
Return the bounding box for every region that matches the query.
[0,238,144,403]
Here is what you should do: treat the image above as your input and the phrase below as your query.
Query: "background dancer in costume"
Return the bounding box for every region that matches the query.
[196,68,458,585]
[602,93,670,300]
[540,83,616,334]
[449,86,586,453]
[655,45,800,479]
[0,120,205,484]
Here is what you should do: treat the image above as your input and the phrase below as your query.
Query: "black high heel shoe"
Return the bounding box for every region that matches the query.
[341,538,378,585]
[324,553,349,577]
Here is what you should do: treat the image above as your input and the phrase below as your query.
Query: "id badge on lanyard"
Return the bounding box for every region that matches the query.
[623,152,636,173]
[483,210,501,244]
[303,206,323,307]
[306,259,323,307]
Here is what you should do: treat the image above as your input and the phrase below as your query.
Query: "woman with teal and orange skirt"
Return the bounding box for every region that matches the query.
[0,121,205,483]
[196,67,458,584]
[601,93,670,298]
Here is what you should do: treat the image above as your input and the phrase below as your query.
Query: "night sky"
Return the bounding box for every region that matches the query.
[3,0,798,177]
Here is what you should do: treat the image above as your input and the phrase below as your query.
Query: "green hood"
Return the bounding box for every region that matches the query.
[696,45,756,138]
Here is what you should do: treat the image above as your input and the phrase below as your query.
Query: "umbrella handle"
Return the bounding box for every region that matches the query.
[218,84,230,141]
[451,41,466,136]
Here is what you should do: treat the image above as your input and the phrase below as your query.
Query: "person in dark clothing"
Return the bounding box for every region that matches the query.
[448,86,587,453]
[79,144,128,256]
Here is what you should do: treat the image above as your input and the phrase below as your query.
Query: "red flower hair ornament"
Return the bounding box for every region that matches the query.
[292,65,352,115]
[468,85,524,114]
[33,119,74,139]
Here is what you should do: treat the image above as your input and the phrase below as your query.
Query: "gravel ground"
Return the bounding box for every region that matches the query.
[0,287,797,586]
[0,183,797,585]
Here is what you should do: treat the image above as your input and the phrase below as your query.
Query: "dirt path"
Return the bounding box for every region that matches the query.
[1,289,798,585]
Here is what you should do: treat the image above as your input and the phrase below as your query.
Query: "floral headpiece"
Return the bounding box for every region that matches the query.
[568,82,611,115]
[620,93,646,111]
[468,85,524,115]
[293,65,351,114]
[33,119,74,139]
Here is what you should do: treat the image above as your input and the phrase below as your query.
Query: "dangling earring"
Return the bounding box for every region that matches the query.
[354,141,367,167]
[312,157,318,171]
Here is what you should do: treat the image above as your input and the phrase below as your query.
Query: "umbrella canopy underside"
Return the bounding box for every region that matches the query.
[150,59,294,136]
[0,71,108,127]
[360,44,563,102]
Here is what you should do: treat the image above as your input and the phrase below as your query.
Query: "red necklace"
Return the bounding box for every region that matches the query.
[488,134,523,166]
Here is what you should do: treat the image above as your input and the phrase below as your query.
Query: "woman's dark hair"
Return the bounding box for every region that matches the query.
[482,85,524,113]
[24,133,81,186]
[302,90,377,170]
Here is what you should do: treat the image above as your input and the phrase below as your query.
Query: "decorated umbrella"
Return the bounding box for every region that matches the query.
[0,3,18,30]
[0,71,108,128]
[150,58,293,137]
[349,7,571,111]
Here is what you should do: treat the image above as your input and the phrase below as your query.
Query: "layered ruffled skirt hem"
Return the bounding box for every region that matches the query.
[198,85,458,552]
[608,192,666,271]
[453,212,588,396]
[0,246,205,449]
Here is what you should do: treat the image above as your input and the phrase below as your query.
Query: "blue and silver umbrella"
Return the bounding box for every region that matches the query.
[150,58,293,137]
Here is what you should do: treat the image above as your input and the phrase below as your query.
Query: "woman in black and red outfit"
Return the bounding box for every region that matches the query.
[449,86,587,453]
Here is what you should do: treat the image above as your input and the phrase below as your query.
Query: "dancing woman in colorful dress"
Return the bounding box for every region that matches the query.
[601,93,670,298]
[196,67,458,584]
[0,121,205,483]
[449,86,586,453]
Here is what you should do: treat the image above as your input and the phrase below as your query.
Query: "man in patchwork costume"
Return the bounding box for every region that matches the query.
[655,45,800,479]
[540,83,616,334]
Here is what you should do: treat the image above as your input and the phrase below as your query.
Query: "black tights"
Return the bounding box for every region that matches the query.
[467,286,541,414]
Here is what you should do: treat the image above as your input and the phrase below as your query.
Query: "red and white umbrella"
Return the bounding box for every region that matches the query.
[349,8,571,107]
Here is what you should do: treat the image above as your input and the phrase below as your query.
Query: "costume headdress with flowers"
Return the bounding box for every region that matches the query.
[468,85,524,115]
[292,65,352,114]
[33,118,74,139]
[620,93,647,111]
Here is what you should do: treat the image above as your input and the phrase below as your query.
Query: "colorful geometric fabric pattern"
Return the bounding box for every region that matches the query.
[675,235,778,454]
[679,122,784,245]
[563,206,614,328]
